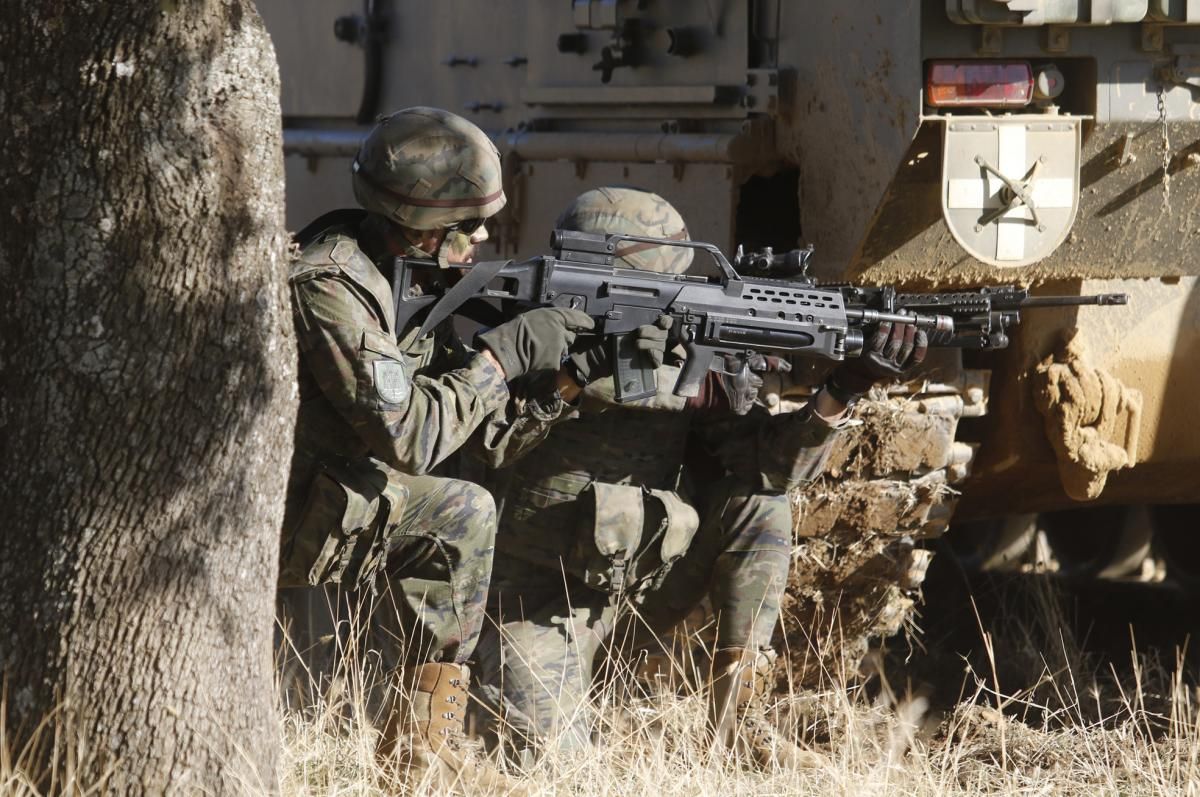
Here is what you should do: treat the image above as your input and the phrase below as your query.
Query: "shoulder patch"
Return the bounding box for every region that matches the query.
[372,359,410,404]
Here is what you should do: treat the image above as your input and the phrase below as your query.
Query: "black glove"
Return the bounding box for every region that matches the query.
[564,316,673,387]
[687,353,791,416]
[831,320,928,398]
[476,307,595,380]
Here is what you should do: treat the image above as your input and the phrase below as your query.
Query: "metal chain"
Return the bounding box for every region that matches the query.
[1158,85,1172,213]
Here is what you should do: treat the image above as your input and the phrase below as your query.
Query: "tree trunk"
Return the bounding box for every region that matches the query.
[0,2,293,793]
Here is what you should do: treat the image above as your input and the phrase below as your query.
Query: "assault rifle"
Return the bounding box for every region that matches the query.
[392,230,1127,403]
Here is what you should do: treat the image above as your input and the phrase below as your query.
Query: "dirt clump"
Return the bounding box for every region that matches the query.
[780,393,965,688]
[1033,330,1143,500]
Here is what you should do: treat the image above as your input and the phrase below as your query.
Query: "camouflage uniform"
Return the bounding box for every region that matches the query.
[280,211,517,664]
[281,109,573,669]
[468,188,845,754]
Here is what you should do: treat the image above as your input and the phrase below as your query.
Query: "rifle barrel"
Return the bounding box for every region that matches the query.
[1021,293,1129,308]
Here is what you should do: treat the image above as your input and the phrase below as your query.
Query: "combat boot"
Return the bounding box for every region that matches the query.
[378,662,525,795]
[708,648,826,771]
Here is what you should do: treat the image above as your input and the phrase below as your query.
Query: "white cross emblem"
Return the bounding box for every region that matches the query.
[941,117,1081,267]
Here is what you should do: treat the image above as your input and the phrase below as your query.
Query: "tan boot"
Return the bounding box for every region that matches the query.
[378,662,526,795]
[707,648,826,770]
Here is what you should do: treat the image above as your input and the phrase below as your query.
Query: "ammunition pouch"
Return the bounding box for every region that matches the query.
[569,481,700,600]
[279,457,410,590]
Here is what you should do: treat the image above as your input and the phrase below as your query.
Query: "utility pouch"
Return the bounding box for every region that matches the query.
[279,457,410,591]
[570,482,700,599]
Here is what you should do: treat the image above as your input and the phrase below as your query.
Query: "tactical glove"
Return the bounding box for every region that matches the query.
[830,320,928,398]
[476,307,595,380]
[564,316,674,387]
[687,353,790,416]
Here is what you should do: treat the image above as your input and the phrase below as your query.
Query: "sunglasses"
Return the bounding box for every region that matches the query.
[448,217,486,235]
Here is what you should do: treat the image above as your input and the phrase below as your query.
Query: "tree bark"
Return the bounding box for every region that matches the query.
[0,2,293,793]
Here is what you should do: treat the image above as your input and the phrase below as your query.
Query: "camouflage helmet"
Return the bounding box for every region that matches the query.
[352,107,506,230]
[555,187,692,274]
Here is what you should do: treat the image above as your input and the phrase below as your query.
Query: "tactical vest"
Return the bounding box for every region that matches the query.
[495,388,700,599]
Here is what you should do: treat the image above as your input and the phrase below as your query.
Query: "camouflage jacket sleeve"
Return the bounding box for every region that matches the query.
[293,273,510,476]
[699,404,846,492]
[469,371,577,469]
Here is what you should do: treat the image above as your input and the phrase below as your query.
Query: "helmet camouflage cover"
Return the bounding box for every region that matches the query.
[555,186,693,274]
[352,106,506,230]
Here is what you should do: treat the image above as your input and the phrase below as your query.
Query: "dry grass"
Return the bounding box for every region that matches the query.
[4,576,1198,795]
[275,659,1200,796]
[275,578,1200,797]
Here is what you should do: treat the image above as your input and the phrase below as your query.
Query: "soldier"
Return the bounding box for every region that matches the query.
[279,107,591,787]
[470,186,927,765]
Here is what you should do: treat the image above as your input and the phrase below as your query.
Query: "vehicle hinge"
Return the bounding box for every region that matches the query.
[743,69,780,116]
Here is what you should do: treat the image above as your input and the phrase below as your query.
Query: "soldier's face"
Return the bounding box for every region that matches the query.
[391,221,489,264]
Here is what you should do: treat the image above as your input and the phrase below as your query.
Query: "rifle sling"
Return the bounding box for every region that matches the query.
[414,257,511,339]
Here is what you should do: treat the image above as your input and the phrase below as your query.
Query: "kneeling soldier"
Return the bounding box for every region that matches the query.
[470,187,926,765]
[282,107,589,789]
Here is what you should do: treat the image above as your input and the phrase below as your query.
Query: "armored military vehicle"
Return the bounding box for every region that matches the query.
[260,0,1200,681]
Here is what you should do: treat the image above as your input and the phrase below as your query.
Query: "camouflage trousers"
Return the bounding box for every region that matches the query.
[369,473,497,666]
[470,477,791,755]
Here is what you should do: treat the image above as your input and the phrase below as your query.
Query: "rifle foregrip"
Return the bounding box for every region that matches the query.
[610,332,658,403]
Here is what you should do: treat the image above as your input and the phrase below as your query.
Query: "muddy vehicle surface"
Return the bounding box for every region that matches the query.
[261,0,1200,680]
